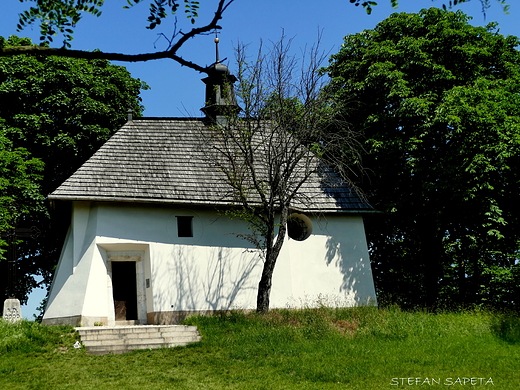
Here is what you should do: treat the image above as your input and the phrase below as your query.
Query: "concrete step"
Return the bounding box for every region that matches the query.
[75,325,202,355]
[83,342,197,355]
[115,320,139,326]
[77,325,198,337]
[81,335,201,347]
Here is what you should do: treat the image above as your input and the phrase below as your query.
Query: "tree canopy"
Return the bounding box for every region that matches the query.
[322,8,520,309]
[0,35,148,311]
[0,134,44,249]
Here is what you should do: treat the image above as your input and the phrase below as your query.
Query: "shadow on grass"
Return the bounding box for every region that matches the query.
[490,313,520,344]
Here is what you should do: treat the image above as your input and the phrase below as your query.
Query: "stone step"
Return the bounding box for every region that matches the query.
[79,332,198,341]
[84,342,196,355]
[115,320,139,326]
[78,324,198,332]
[75,325,202,355]
[77,325,198,337]
[81,335,201,347]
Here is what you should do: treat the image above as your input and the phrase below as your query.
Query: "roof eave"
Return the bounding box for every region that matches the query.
[48,194,375,214]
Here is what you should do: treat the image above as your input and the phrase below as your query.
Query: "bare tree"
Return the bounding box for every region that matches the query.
[201,35,363,313]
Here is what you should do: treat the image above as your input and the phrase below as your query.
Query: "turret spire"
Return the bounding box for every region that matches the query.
[214,32,220,64]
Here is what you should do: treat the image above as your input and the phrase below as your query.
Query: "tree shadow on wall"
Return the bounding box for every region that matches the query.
[325,234,376,305]
[202,248,259,311]
[154,245,260,314]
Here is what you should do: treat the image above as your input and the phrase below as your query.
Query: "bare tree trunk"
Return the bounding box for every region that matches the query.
[256,206,289,313]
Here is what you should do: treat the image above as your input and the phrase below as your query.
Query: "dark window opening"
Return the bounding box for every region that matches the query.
[177,216,193,237]
[287,213,312,241]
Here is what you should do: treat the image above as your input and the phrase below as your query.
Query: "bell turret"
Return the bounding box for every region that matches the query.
[201,36,239,123]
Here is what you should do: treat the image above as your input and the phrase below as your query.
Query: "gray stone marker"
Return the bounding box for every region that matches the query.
[3,299,22,322]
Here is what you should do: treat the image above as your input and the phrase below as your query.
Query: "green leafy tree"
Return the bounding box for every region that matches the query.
[0,135,44,234]
[0,133,44,300]
[0,35,148,311]
[322,8,520,309]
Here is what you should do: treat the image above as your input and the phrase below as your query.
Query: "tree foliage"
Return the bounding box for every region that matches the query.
[0,35,147,311]
[17,0,201,46]
[322,8,520,309]
[0,134,44,246]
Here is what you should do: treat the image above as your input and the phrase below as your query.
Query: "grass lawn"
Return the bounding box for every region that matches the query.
[1,306,519,389]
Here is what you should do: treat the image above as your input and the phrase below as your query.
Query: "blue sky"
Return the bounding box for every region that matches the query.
[1,0,518,318]
[2,0,518,118]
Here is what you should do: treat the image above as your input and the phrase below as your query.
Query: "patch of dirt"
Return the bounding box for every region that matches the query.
[332,319,358,335]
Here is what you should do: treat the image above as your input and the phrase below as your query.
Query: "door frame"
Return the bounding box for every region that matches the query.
[107,250,147,324]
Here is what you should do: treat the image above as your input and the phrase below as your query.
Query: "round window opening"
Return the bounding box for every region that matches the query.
[287,213,313,241]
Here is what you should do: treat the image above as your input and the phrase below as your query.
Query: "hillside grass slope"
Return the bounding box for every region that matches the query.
[1,306,519,389]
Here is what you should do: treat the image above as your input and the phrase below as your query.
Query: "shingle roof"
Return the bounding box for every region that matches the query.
[49,118,373,213]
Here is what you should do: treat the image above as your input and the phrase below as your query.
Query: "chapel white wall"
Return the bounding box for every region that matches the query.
[43,201,376,325]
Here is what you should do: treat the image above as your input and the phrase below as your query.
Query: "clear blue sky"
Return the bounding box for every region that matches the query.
[1,0,518,119]
[1,0,518,318]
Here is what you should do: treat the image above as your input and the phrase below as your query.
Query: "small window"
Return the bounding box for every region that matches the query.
[287,213,313,241]
[176,216,193,237]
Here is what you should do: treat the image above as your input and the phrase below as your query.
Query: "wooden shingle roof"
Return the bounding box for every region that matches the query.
[49,118,372,213]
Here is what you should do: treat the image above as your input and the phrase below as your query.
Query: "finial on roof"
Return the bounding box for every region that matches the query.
[214,31,220,64]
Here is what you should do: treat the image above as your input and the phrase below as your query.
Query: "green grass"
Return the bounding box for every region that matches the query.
[1,307,519,389]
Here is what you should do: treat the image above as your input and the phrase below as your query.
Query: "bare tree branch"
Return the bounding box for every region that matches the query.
[0,0,235,74]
